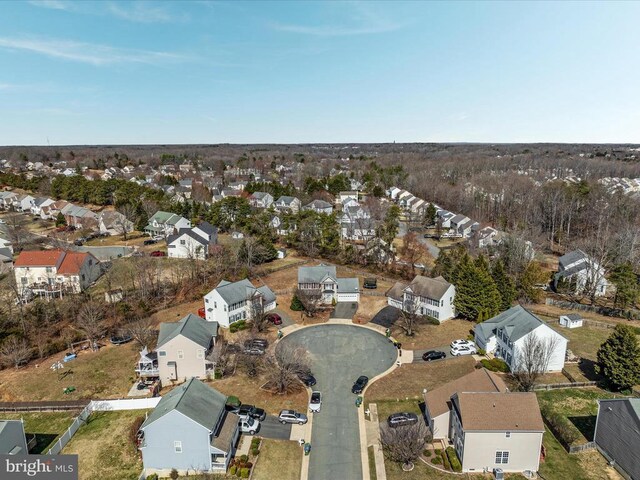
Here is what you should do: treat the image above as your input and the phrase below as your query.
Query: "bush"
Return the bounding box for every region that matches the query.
[434,449,442,456]
[423,449,432,457]
[146,475,158,480]
[441,450,450,470]
[251,447,260,456]
[431,456,442,465]
[239,454,249,463]
[290,295,304,311]
[229,466,237,475]
[129,415,145,447]
[240,467,250,478]
[446,447,462,472]
[251,437,261,449]
[480,357,510,373]
[227,396,241,408]
[542,409,580,446]
[477,348,486,356]
[229,320,248,333]
[169,469,179,480]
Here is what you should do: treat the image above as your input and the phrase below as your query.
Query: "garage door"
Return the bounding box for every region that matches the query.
[337,293,359,302]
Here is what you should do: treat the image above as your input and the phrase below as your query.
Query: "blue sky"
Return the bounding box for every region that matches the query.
[0,1,639,145]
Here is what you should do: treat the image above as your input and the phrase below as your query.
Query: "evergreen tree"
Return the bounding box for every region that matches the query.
[454,254,501,321]
[518,262,548,303]
[55,212,66,227]
[424,203,437,227]
[596,324,640,391]
[432,251,454,281]
[609,262,639,309]
[491,260,516,311]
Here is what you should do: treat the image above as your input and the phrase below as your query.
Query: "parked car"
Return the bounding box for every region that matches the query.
[450,345,477,356]
[309,391,322,413]
[351,375,369,394]
[110,334,133,345]
[243,338,269,355]
[363,278,377,289]
[231,404,266,421]
[450,339,474,349]
[152,235,164,241]
[238,416,260,435]
[150,251,166,257]
[422,350,446,362]
[73,237,86,246]
[267,313,282,325]
[297,372,317,387]
[279,410,308,425]
[387,412,419,428]
[413,263,426,270]
[143,239,157,245]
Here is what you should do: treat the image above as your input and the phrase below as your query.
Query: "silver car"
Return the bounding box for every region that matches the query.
[279,409,308,425]
[309,391,322,413]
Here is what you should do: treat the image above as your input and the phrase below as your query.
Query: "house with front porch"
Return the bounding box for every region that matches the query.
[203,279,276,328]
[145,211,191,238]
[274,196,301,214]
[249,191,274,209]
[474,305,567,372]
[152,313,218,386]
[303,199,333,215]
[386,275,456,322]
[138,378,239,476]
[297,264,360,304]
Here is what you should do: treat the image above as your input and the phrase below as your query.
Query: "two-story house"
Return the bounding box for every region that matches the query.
[297,264,360,304]
[167,222,218,260]
[474,305,567,372]
[337,191,358,205]
[0,191,18,210]
[594,398,640,480]
[138,378,239,476]
[386,275,456,322]
[29,197,54,216]
[340,205,374,241]
[450,392,544,473]
[303,199,333,215]
[152,313,218,386]
[204,279,276,328]
[61,204,99,230]
[274,196,301,214]
[98,210,134,236]
[14,250,101,298]
[554,249,608,297]
[144,211,191,238]
[249,192,274,209]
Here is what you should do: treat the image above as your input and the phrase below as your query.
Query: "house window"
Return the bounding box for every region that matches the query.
[495,451,509,464]
[214,302,217,308]
[174,441,182,453]
[197,349,204,359]
[180,240,186,245]
[21,277,27,284]
[46,267,52,273]
[505,431,511,438]
[177,350,184,359]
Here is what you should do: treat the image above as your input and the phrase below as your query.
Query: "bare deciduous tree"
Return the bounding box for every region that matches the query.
[209,339,233,378]
[397,294,425,337]
[76,302,105,350]
[380,421,431,469]
[125,317,156,348]
[265,343,311,394]
[295,287,323,317]
[115,204,136,240]
[513,333,562,391]
[0,336,32,369]
[249,296,271,334]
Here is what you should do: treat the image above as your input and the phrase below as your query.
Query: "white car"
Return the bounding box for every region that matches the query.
[450,345,477,356]
[309,391,322,413]
[450,339,474,349]
[238,416,260,435]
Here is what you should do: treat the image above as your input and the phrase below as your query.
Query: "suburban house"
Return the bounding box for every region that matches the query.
[147,313,218,386]
[61,204,99,230]
[98,210,134,236]
[40,199,68,220]
[0,419,33,455]
[274,195,301,214]
[303,199,333,215]
[474,305,568,372]
[145,211,191,238]
[340,206,374,241]
[204,279,276,328]
[14,250,102,298]
[138,378,239,475]
[0,247,12,274]
[249,191,274,209]
[554,249,608,297]
[424,368,508,439]
[29,197,54,216]
[450,392,544,473]
[13,194,35,212]
[594,398,640,480]
[0,191,18,209]
[337,191,358,205]
[475,226,505,249]
[386,275,456,322]
[438,210,456,229]
[297,264,360,304]
[167,223,217,260]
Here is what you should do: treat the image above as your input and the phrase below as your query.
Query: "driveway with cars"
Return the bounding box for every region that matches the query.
[412,345,454,363]
[279,324,397,480]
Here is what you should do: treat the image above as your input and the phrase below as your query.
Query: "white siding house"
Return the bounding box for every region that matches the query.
[167,222,217,260]
[204,279,276,328]
[297,264,360,304]
[386,275,456,322]
[554,250,608,297]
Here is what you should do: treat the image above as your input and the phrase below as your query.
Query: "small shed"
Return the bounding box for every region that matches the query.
[559,313,583,329]
[277,248,287,259]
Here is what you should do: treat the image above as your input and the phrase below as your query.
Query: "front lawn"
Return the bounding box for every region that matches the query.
[1,412,75,453]
[0,342,140,402]
[388,319,475,350]
[252,440,302,480]
[62,410,147,480]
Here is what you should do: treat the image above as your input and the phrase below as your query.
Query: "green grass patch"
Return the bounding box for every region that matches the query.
[368,445,377,480]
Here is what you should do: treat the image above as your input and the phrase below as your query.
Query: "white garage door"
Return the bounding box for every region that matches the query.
[337,293,359,302]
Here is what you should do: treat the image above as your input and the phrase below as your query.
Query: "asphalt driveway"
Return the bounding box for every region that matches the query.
[279,325,397,480]
[330,302,358,319]
[258,415,292,440]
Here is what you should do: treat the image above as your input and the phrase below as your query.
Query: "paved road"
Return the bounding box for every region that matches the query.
[258,415,292,440]
[398,222,440,258]
[280,325,397,480]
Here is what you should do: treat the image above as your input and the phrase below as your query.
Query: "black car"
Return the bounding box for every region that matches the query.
[110,334,133,345]
[351,375,369,394]
[298,372,317,387]
[363,278,377,289]
[387,412,419,428]
[231,404,266,421]
[422,350,446,362]
[143,238,157,245]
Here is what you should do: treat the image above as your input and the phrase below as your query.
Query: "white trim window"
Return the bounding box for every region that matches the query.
[495,451,509,464]
[197,349,204,359]
[174,440,182,453]
[177,349,184,359]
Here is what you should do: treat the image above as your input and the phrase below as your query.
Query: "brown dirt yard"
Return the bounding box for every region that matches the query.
[387,318,475,350]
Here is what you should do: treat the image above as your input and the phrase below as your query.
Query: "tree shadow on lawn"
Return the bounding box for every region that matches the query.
[577,358,606,383]
[29,433,59,454]
[567,415,597,442]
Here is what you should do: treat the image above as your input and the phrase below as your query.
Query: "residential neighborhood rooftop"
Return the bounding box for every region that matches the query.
[157,313,218,349]
[453,391,545,432]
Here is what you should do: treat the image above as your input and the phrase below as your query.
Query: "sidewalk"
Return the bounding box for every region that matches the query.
[365,403,387,480]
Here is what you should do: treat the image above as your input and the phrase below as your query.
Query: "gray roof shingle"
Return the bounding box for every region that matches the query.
[157,313,218,349]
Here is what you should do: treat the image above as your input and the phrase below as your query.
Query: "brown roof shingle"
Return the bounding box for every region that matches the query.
[453,392,544,432]
[406,275,452,300]
[424,368,507,418]
[385,281,407,301]
[211,412,239,450]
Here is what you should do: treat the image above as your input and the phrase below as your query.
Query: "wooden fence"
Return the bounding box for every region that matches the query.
[0,400,90,412]
[545,298,640,320]
[534,381,597,391]
[568,442,596,454]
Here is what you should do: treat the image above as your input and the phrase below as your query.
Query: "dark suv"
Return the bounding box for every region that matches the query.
[230,404,266,421]
[351,375,369,394]
[387,412,419,428]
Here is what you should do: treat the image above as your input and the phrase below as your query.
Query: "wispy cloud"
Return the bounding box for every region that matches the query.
[0,37,194,66]
[27,0,73,11]
[270,2,405,37]
[106,1,187,24]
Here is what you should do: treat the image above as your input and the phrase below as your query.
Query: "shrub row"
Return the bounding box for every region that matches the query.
[540,405,580,447]
[480,357,510,373]
[230,320,248,333]
[446,447,462,472]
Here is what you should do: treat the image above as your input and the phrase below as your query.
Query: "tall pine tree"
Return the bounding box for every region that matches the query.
[453,254,501,321]
[491,259,516,311]
[596,324,640,391]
